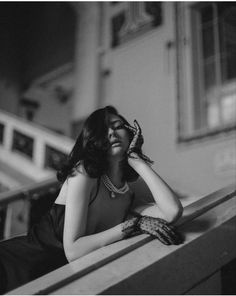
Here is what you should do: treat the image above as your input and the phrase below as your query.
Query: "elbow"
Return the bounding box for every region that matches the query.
[64,247,77,263]
[65,247,85,263]
[64,241,82,263]
[165,202,183,224]
[64,237,98,263]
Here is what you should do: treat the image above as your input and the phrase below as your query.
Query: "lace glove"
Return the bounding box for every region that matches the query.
[121,216,141,238]
[125,119,144,156]
[125,120,153,164]
[137,215,182,245]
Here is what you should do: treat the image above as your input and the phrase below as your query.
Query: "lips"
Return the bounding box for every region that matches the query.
[110,139,122,147]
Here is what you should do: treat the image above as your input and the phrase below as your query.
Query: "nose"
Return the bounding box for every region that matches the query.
[108,127,116,139]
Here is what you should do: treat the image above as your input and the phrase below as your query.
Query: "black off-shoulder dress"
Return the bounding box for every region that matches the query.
[0,204,68,293]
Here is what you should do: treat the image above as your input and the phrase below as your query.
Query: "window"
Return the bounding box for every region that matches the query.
[177,3,236,141]
[110,2,162,48]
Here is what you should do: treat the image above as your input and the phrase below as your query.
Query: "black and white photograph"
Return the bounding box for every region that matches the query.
[0,1,235,294]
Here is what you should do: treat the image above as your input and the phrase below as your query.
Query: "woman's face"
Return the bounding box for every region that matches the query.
[107,114,130,159]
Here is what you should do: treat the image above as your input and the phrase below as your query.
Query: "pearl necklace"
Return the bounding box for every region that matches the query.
[101,174,129,199]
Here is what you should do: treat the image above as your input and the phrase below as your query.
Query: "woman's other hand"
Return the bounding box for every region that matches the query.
[125,120,153,166]
[122,212,183,245]
[137,215,182,245]
[125,120,144,156]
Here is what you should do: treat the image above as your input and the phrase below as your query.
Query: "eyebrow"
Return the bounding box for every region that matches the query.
[109,119,123,124]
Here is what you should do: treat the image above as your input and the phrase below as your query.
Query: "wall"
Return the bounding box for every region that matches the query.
[0,3,21,113]
[20,67,74,136]
[101,2,236,196]
[1,2,235,196]
[20,2,76,85]
[0,2,76,136]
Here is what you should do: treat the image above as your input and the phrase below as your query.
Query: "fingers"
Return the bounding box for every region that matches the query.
[155,221,182,245]
[142,224,181,245]
[125,119,144,156]
[134,120,142,135]
[124,124,136,133]
[124,120,142,135]
[142,227,171,245]
[156,224,182,245]
[138,216,183,245]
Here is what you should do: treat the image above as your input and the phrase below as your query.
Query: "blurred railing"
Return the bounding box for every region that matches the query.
[0,110,73,182]
[0,178,60,240]
[8,183,236,295]
[0,178,59,208]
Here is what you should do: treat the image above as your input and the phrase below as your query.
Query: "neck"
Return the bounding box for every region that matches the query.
[106,159,124,187]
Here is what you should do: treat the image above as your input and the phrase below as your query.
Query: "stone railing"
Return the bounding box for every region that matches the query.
[8,183,236,295]
[0,110,74,182]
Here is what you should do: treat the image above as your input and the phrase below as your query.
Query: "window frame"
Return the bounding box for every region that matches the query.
[176,2,236,144]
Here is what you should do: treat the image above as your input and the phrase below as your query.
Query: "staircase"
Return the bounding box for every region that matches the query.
[0,109,74,239]
[0,109,74,185]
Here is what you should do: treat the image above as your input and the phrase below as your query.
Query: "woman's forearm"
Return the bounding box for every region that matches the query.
[128,155,183,222]
[65,223,125,262]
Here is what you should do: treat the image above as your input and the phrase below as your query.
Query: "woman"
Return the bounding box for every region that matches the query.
[0,106,183,293]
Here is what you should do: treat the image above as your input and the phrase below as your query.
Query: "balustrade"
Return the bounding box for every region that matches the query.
[45,145,68,171]
[0,110,73,182]
[12,130,34,159]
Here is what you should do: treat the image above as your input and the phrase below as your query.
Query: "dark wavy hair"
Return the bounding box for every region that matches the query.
[57,106,153,183]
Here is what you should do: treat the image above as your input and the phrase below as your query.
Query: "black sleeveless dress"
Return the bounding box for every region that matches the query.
[0,204,67,293]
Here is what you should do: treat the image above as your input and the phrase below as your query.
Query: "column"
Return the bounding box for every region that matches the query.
[71,3,101,122]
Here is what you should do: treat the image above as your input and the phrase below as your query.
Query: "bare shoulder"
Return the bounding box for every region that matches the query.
[67,162,96,195]
[56,163,97,205]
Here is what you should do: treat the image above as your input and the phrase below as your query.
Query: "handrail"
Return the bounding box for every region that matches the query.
[0,109,73,142]
[176,183,236,226]
[9,183,236,295]
[0,178,59,207]
[0,110,73,182]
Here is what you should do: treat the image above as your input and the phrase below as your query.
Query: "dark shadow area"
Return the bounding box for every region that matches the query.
[29,187,60,227]
[0,2,76,87]
[180,217,216,237]
[221,257,236,294]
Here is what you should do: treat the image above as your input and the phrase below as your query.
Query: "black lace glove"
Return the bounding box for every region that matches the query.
[122,212,182,245]
[125,119,144,156]
[124,120,153,164]
[121,216,141,238]
[137,215,182,245]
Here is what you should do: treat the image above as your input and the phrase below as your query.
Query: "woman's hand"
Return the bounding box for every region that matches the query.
[125,120,153,166]
[137,215,182,245]
[125,120,144,157]
[122,212,182,245]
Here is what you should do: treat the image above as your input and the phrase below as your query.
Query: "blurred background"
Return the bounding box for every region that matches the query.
[0,2,235,240]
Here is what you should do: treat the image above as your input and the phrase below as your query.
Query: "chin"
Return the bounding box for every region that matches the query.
[109,147,126,158]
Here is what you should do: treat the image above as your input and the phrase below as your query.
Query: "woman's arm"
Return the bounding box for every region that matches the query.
[63,169,126,262]
[128,154,183,223]
[65,225,125,262]
[125,120,183,223]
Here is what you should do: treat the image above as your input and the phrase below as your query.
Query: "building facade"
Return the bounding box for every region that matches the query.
[0,2,235,197]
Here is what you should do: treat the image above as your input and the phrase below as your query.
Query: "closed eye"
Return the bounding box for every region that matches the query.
[113,124,124,130]
[110,120,125,130]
